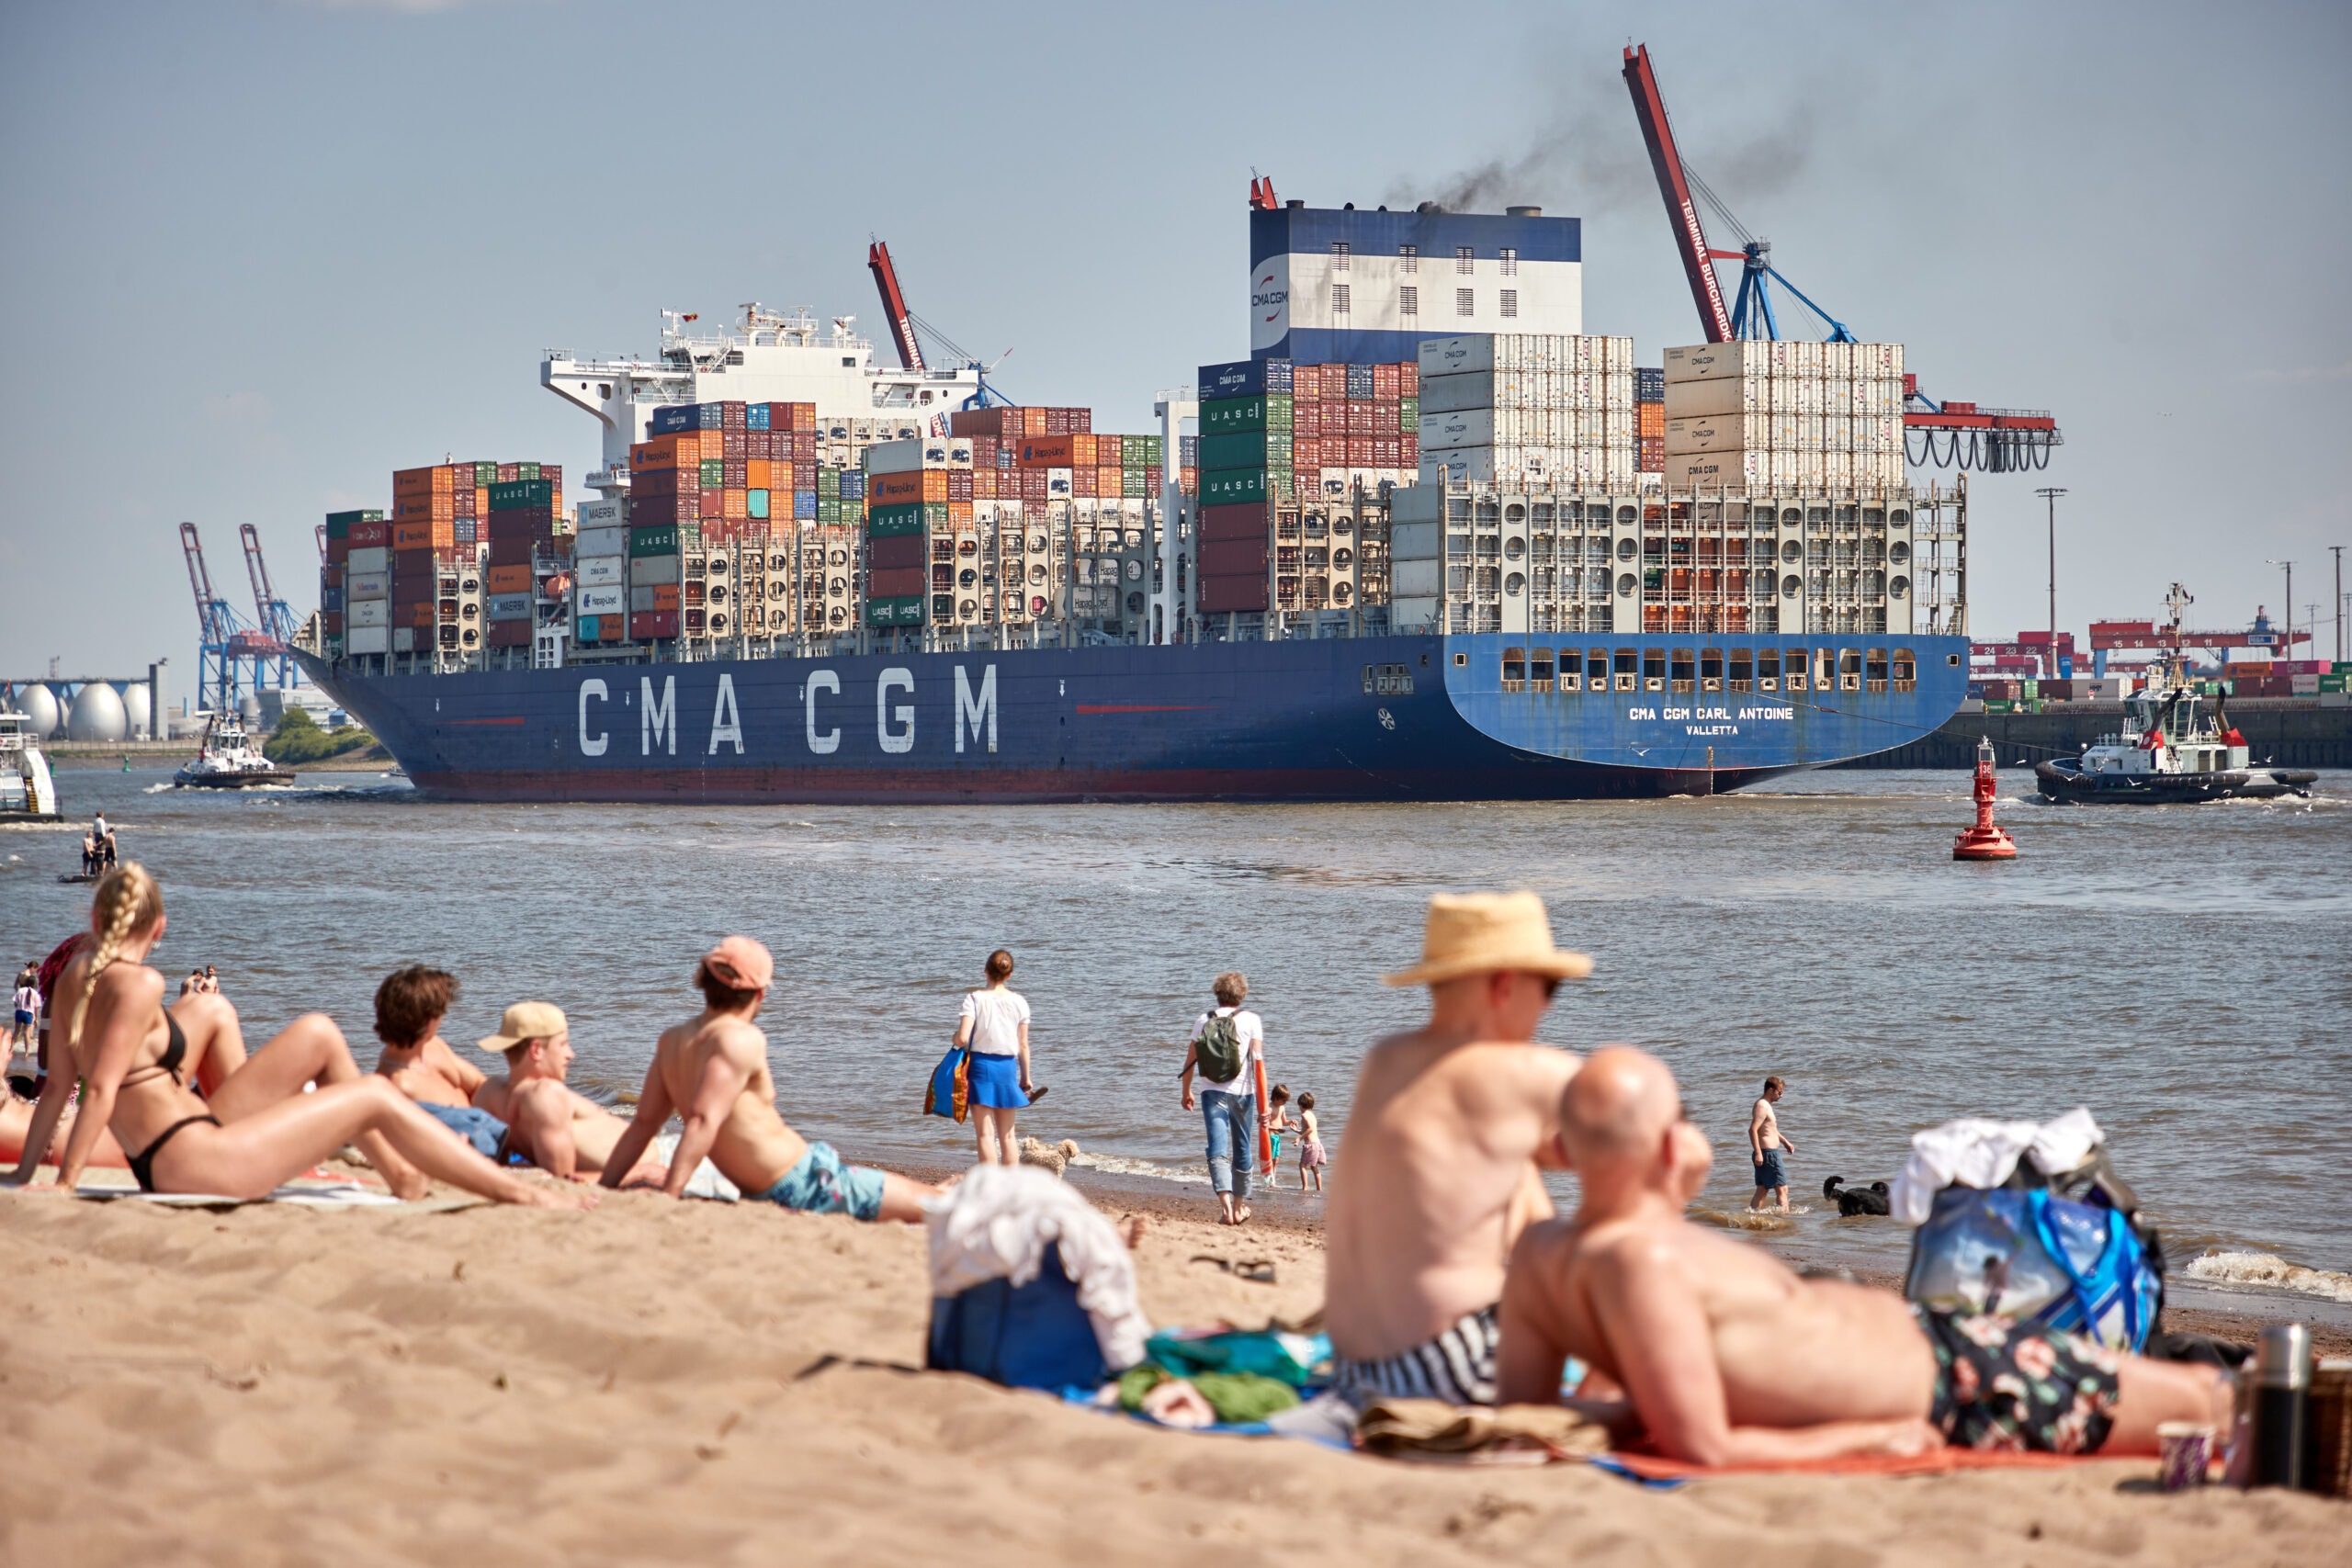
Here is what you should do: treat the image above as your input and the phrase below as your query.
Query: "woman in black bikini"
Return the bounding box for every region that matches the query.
[34,863,593,1208]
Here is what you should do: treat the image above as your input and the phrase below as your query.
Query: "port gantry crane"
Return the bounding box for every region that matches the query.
[1622,43,2061,474]
[239,523,301,692]
[180,523,258,716]
[867,238,1014,413]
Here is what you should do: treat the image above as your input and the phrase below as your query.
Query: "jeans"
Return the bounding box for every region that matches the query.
[1201,1089,1255,1201]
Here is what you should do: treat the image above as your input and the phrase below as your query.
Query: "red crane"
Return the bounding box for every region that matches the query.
[1622,44,1735,344]
[867,240,924,372]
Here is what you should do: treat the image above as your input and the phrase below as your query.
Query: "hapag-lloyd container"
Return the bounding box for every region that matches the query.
[577,583,626,616]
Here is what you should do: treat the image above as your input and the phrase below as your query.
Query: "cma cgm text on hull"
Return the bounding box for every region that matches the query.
[297,632,1972,805]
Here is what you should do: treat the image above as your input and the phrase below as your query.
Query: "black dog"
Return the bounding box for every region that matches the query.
[1823,1176,1891,1217]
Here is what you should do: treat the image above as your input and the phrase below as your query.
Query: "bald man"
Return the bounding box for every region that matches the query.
[1498,1047,2229,1464]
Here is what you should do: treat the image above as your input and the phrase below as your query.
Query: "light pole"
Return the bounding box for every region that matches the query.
[2266,558,2294,661]
[2036,488,2066,676]
[2333,544,2345,663]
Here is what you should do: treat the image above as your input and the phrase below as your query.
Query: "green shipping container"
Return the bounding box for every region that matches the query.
[323,509,381,537]
[629,523,678,557]
[1123,468,1150,499]
[516,461,540,480]
[818,466,842,499]
[867,502,936,537]
[1399,397,1419,429]
[2320,673,2347,693]
[1200,395,1266,435]
[699,459,724,489]
[1982,699,2015,714]
[473,462,497,487]
[865,594,924,627]
[488,479,554,512]
[1201,431,1296,470]
[818,497,842,525]
[1199,467,1293,506]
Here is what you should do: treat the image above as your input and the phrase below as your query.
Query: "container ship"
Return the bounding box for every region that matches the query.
[297,192,1973,803]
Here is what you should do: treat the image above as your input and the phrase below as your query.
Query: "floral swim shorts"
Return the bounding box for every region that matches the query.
[1914,1306,2122,1453]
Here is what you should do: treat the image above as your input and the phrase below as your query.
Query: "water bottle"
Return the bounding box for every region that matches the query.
[2251,1324,2310,1490]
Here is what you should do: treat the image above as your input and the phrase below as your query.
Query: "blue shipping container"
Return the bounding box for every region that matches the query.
[650,405,693,435]
[746,404,770,431]
[1198,358,1293,401]
[795,490,817,520]
[842,471,866,499]
[748,489,769,519]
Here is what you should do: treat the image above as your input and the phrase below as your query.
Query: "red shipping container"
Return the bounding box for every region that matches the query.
[872,470,948,505]
[349,518,390,548]
[868,566,925,599]
[630,611,679,640]
[1401,434,1418,464]
[720,432,745,460]
[326,537,352,564]
[947,469,973,502]
[1198,573,1270,614]
[1070,468,1098,499]
[949,408,1013,437]
[868,533,924,570]
[1373,363,1400,398]
[699,489,722,518]
[1200,502,1271,542]
[487,621,531,649]
[1015,434,1077,468]
[487,536,534,568]
[744,431,771,461]
[322,612,344,633]
[633,492,695,525]
[1200,536,1270,576]
[1398,362,1419,395]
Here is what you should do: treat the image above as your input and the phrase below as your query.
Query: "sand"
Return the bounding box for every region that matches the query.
[3,1160,2346,1567]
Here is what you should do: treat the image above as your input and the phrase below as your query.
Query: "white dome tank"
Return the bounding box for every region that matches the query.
[14,682,62,738]
[122,683,153,739]
[66,682,129,743]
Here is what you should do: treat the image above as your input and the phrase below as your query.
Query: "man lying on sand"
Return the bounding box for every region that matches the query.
[371,966,512,1162]
[1498,1046,2230,1462]
[602,938,941,1222]
[1321,891,1589,1407]
[470,1001,666,1187]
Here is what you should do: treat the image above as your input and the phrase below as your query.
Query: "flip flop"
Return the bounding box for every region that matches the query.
[1024,1085,1049,1103]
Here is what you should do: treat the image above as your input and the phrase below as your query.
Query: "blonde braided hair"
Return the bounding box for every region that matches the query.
[69,862,164,1055]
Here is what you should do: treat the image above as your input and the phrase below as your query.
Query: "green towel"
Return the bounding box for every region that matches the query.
[1117,1362,1299,1424]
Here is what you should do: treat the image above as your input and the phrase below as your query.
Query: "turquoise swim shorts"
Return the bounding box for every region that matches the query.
[752,1141,886,1222]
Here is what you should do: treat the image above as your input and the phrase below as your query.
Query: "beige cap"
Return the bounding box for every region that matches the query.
[1381,891,1594,987]
[476,1000,568,1054]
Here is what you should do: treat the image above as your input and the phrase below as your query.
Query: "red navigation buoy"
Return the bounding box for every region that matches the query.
[1953,737,2018,861]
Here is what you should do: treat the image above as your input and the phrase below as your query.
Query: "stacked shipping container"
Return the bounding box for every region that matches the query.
[1636,366,1665,476]
[1414,334,1635,490]
[1661,342,1906,491]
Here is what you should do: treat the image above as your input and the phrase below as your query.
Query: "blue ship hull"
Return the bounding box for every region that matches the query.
[297,633,1970,804]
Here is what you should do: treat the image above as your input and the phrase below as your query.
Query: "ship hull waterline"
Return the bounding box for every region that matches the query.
[297,633,1971,807]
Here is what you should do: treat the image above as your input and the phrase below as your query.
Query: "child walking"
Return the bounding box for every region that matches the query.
[1264,1084,1293,1190]
[1296,1091,1328,1192]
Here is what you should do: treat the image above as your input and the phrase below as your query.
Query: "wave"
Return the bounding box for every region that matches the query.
[2184,1250,2352,1304]
[1065,1150,1210,1186]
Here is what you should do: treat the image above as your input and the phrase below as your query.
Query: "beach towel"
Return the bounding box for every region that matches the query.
[923,1163,1150,1370]
[924,1045,971,1123]
[1355,1398,1610,1461]
[78,1180,403,1207]
[1600,1446,2116,1481]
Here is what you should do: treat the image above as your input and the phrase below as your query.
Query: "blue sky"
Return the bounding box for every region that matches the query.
[4,0,2347,677]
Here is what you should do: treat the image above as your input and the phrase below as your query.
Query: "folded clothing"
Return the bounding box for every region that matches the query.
[1118,1363,1300,1426]
[416,1101,506,1160]
[1889,1109,2105,1226]
[924,1164,1150,1371]
[1355,1398,1608,1460]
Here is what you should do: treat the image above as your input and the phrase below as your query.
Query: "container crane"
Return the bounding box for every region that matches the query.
[867,237,1014,412]
[239,523,300,691]
[1621,42,2061,473]
[180,523,255,716]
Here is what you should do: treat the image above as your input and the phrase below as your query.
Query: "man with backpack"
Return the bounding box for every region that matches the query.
[1181,971,1264,1225]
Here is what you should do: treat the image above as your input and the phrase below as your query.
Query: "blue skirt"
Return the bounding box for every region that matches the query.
[967,1052,1029,1110]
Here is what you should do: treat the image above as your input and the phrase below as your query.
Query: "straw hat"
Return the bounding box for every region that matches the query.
[1381,891,1593,987]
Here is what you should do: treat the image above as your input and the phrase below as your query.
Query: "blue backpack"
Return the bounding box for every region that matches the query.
[1904,1147,2164,1351]
[925,1242,1105,1393]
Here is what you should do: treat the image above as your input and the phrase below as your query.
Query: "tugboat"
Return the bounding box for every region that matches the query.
[173,712,298,789]
[2035,585,2318,804]
[0,709,62,820]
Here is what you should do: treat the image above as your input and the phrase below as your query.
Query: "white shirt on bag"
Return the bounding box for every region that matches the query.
[1189,1007,1263,1095]
[959,988,1030,1056]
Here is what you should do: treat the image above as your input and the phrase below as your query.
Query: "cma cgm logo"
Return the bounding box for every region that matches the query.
[1253,269,1285,321]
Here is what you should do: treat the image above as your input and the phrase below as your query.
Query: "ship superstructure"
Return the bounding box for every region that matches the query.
[542,306,983,493]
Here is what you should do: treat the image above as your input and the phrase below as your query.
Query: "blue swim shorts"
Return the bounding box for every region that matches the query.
[417,1100,508,1161]
[1753,1149,1787,1189]
[752,1141,886,1222]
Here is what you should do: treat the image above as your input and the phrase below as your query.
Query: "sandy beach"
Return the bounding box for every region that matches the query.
[4,1156,2345,1568]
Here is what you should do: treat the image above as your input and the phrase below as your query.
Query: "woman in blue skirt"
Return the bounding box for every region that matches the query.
[956,949,1035,1166]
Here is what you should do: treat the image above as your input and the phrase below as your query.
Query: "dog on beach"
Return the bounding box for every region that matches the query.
[1822,1176,1891,1217]
[1019,1136,1082,1178]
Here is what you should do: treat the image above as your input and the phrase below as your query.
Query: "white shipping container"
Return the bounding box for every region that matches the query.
[348,598,389,628]
[1823,378,1855,416]
[1390,594,1442,631]
[1419,371,1496,415]
[865,436,924,476]
[1393,558,1444,597]
[1797,414,1825,454]
[1668,449,1771,489]
[1391,519,1444,560]
[577,583,626,616]
[1853,342,1906,378]
[628,554,680,586]
[1822,450,1852,485]
[1419,407,1496,452]
[1663,342,1775,382]
[1419,334,1496,378]
[345,572,388,601]
[345,625,390,656]
[1664,376,1770,420]
[577,555,625,588]
[1665,414,1775,455]
[1390,485,1442,525]
[576,497,626,532]
[347,546,389,575]
[392,626,417,654]
[576,526,629,558]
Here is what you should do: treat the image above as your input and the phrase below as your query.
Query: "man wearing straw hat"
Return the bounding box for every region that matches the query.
[1322,891,1591,1408]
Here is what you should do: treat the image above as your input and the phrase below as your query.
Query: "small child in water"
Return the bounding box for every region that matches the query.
[1264,1084,1293,1190]
[1296,1091,1328,1192]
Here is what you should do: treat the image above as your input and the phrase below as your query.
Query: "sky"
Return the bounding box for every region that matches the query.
[3,0,2348,681]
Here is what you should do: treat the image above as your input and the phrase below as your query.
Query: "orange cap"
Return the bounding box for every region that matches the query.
[704,936,773,991]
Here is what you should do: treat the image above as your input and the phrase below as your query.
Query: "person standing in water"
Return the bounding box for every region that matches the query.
[1748,1075,1795,1213]
[1180,971,1265,1226]
[955,950,1035,1167]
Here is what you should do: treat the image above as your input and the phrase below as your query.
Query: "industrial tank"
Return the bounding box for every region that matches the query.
[65,682,129,743]
[122,683,152,740]
[12,683,62,739]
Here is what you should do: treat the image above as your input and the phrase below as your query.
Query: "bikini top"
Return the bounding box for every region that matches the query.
[122,1009,189,1089]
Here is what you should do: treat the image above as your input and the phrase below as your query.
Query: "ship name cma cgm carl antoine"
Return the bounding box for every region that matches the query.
[298,193,1970,804]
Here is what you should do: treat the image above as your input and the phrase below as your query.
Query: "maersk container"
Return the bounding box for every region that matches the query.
[576,497,626,532]
[488,593,532,622]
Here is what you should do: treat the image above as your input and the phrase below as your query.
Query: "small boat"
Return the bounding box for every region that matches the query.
[173,713,298,789]
[0,710,62,821]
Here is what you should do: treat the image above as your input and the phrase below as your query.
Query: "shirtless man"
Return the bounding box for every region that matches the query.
[470,1000,664,1186]
[601,938,940,1221]
[1322,891,1590,1407]
[1499,1047,2229,1463]
[370,966,509,1161]
[1747,1075,1794,1213]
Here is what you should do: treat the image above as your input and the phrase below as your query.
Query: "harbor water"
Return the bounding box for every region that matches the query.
[5,766,2346,1309]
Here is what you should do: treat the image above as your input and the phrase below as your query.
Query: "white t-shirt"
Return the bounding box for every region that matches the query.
[959,988,1030,1056]
[1190,1007,1263,1095]
[12,985,37,1019]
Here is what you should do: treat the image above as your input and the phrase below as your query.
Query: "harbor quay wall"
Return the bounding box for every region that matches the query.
[1834,698,2352,770]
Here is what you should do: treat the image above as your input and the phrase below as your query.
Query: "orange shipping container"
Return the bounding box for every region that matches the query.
[1098,467,1123,496]
[486,563,532,594]
[948,500,974,525]
[745,459,772,491]
[870,469,949,505]
[393,520,455,549]
[722,489,748,519]
[770,460,794,492]
[394,495,454,523]
[1015,434,1076,468]
[629,436,689,472]
[393,465,456,497]
[651,583,681,612]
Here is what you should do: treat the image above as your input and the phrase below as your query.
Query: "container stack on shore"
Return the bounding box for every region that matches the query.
[1662,341,1905,491]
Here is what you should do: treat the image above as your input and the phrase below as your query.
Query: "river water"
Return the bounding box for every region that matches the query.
[6,764,2347,1306]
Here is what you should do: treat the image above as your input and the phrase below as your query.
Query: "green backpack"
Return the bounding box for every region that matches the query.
[1196,1011,1247,1083]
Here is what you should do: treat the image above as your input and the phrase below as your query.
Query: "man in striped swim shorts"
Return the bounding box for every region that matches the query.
[1322,892,1591,1408]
